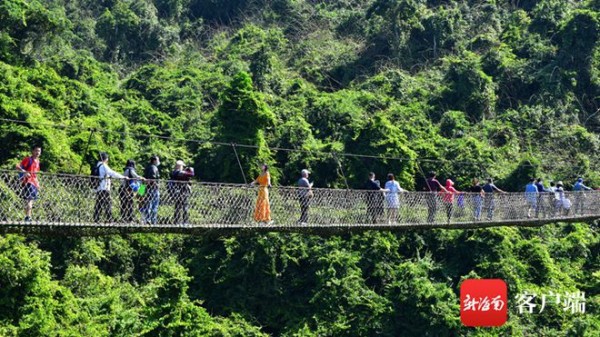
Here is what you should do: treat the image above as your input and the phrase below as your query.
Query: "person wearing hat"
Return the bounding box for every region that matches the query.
[573,177,592,215]
[298,169,313,224]
[94,152,127,223]
[170,160,195,225]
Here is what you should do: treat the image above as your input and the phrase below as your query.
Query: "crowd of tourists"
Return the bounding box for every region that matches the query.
[14,145,598,225]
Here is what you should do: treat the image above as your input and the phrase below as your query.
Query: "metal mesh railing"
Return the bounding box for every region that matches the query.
[1,170,600,230]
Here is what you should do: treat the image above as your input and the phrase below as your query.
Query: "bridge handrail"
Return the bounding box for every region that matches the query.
[1,169,599,228]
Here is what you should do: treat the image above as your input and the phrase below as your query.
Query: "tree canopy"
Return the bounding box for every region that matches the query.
[0,0,599,335]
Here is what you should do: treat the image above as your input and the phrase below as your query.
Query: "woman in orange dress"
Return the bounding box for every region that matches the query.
[251,164,272,224]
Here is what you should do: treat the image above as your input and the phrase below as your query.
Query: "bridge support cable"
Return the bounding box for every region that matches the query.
[231,143,248,185]
[77,129,96,175]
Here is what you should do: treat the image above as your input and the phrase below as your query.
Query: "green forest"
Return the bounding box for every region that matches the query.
[0,0,599,335]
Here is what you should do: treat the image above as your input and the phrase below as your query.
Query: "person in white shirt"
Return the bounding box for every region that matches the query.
[94,152,126,222]
[384,173,405,224]
[554,181,570,216]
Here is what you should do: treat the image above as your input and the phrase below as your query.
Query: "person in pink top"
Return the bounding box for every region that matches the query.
[15,146,42,222]
[441,179,460,223]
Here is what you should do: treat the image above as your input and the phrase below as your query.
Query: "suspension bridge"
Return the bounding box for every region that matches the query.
[0,170,599,236]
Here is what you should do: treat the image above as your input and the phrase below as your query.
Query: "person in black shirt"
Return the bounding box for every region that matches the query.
[469,178,484,220]
[534,178,548,218]
[425,171,447,223]
[365,172,384,224]
[482,178,505,220]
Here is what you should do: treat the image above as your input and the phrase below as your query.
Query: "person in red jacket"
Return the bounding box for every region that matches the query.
[15,146,42,222]
[441,179,460,223]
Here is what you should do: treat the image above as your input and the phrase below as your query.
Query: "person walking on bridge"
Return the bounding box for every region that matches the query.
[171,160,195,225]
[573,177,592,215]
[547,181,557,216]
[483,178,506,220]
[94,152,126,223]
[142,155,161,225]
[251,164,272,224]
[442,179,460,223]
[426,171,447,223]
[120,159,144,223]
[297,169,313,225]
[16,145,42,222]
[525,178,539,218]
[469,178,484,221]
[384,173,405,224]
[365,172,385,224]
[554,181,571,216]
[534,178,549,218]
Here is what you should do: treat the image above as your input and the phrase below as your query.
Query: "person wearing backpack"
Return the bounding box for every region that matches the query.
[171,160,194,225]
[93,152,126,223]
[119,159,145,222]
[15,145,42,222]
[142,155,161,225]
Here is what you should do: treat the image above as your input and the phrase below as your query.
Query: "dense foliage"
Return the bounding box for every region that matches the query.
[0,0,599,335]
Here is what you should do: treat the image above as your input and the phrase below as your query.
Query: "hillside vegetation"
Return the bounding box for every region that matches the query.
[0,0,599,335]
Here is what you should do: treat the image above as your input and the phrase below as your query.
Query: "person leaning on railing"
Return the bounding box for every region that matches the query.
[250,164,272,224]
[425,171,447,223]
[15,145,42,222]
[573,177,592,215]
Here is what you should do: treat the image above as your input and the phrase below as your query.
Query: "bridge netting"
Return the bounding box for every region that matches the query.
[0,170,599,235]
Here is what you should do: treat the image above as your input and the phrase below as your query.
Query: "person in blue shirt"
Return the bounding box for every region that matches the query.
[573,177,592,215]
[525,178,539,218]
